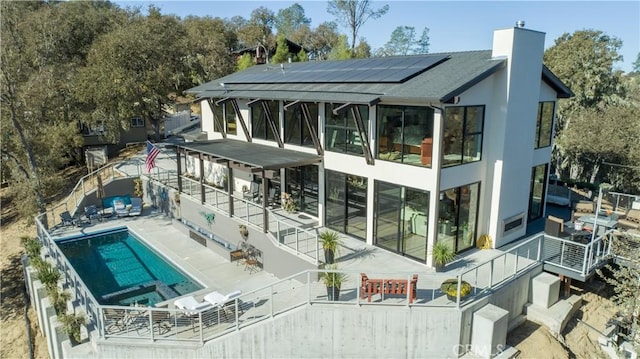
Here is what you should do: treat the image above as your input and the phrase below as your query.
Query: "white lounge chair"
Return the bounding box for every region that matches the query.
[113,199,129,217]
[129,198,142,216]
[203,290,243,322]
[173,296,212,312]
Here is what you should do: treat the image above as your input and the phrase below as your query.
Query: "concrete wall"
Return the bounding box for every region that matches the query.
[96,304,464,359]
[177,195,316,279]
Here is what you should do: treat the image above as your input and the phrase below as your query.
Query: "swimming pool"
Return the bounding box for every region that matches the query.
[56,227,203,306]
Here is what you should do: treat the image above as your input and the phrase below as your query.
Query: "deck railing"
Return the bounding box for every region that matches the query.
[179,175,321,264]
[542,229,614,277]
[34,210,552,345]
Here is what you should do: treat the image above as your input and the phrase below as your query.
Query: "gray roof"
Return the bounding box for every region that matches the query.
[179,139,322,170]
[187,50,571,104]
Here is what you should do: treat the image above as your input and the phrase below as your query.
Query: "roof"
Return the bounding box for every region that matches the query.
[178,139,322,170]
[187,50,572,104]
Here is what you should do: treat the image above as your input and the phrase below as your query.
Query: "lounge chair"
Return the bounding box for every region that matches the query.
[60,211,77,227]
[84,205,101,223]
[129,198,142,216]
[203,290,243,322]
[173,296,212,331]
[113,199,129,217]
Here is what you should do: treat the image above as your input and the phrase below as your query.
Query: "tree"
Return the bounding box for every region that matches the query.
[290,21,341,60]
[353,38,371,58]
[296,49,308,62]
[237,53,254,71]
[0,1,121,219]
[76,6,190,141]
[415,27,430,54]
[271,34,291,63]
[633,52,640,73]
[327,0,389,54]
[598,234,640,351]
[183,16,237,85]
[544,30,629,183]
[274,3,311,38]
[327,34,352,60]
[376,26,429,57]
[237,7,275,59]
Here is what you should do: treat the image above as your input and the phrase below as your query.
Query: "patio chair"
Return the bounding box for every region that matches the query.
[84,205,101,223]
[173,296,213,331]
[60,211,77,227]
[151,309,173,335]
[104,308,131,334]
[113,199,129,217]
[129,198,143,216]
[203,290,243,322]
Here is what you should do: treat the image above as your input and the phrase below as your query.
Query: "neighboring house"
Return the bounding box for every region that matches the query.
[80,117,149,156]
[184,25,572,268]
[233,38,305,65]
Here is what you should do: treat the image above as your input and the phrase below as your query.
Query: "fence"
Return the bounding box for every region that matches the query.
[542,229,614,277]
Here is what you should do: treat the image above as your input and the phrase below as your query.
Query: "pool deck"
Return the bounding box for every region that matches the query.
[48,200,548,310]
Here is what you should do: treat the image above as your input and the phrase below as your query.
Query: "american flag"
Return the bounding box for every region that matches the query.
[145,140,160,173]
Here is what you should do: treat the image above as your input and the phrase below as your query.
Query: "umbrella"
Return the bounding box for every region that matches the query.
[96,175,105,201]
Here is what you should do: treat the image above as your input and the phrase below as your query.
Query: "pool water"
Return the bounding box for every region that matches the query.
[57,228,203,306]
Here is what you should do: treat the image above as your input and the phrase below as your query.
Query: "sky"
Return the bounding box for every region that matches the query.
[114,1,640,73]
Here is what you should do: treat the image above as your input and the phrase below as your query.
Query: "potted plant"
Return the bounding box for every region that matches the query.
[440,278,472,301]
[433,240,456,272]
[320,264,347,301]
[239,224,249,239]
[319,230,341,264]
[281,192,297,213]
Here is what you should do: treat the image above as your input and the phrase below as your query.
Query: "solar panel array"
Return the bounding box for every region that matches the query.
[226,54,450,84]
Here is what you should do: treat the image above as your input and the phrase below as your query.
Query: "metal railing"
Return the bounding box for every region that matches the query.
[542,229,614,277]
[458,233,543,306]
[45,164,123,229]
[602,191,640,214]
[179,175,321,264]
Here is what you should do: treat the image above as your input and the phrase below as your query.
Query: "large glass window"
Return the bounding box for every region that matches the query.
[535,102,554,148]
[442,106,484,167]
[528,164,548,221]
[284,102,318,147]
[437,183,480,253]
[377,105,434,167]
[325,104,369,156]
[325,170,367,240]
[285,165,318,216]
[225,101,237,135]
[374,181,430,262]
[211,100,223,133]
[251,100,278,141]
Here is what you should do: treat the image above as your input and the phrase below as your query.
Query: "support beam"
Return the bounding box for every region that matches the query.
[229,99,252,142]
[205,98,226,138]
[199,153,205,204]
[262,170,269,232]
[228,162,234,215]
[246,98,262,107]
[283,100,301,111]
[350,105,374,165]
[261,101,284,148]
[177,150,182,194]
[300,103,323,155]
[332,102,352,116]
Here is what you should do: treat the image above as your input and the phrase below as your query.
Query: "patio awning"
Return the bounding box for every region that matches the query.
[178,139,322,171]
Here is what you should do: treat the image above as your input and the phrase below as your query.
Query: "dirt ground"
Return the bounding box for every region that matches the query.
[0,167,621,358]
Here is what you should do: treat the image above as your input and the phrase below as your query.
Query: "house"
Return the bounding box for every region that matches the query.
[232,38,306,64]
[183,24,572,268]
[80,117,149,156]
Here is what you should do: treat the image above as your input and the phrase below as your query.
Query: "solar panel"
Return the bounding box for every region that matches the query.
[227,54,450,84]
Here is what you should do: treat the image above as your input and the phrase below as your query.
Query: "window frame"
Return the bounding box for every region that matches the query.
[534,101,555,149]
[442,105,485,168]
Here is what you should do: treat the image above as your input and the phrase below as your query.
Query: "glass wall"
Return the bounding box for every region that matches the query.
[535,102,554,148]
[325,104,369,156]
[442,106,484,167]
[325,170,367,240]
[211,100,224,133]
[284,102,318,147]
[285,165,319,217]
[251,100,278,141]
[377,105,434,167]
[528,164,548,221]
[374,181,430,262]
[438,183,480,253]
[225,101,237,135]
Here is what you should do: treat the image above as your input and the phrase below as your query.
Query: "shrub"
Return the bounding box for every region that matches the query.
[59,313,86,344]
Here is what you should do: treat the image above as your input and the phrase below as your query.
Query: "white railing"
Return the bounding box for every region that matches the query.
[603,191,640,214]
[458,233,543,306]
[180,175,321,264]
[542,229,614,277]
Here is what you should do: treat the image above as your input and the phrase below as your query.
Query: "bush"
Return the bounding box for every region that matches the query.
[59,313,86,344]
[21,236,42,259]
[440,278,472,299]
[37,262,61,291]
